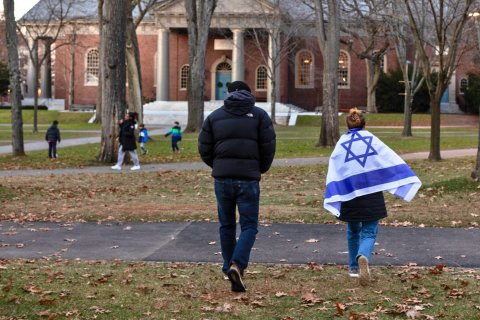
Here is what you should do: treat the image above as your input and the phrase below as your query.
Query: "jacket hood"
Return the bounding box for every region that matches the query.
[223,90,255,115]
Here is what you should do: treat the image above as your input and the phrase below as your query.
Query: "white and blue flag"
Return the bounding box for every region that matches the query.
[324,128,422,217]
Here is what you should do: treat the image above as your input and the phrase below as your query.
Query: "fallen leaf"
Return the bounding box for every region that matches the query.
[336,302,345,316]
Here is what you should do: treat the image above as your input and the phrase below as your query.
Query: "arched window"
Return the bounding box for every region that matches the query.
[256,65,268,91]
[460,78,468,94]
[338,50,350,88]
[180,65,190,90]
[296,50,314,88]
[85,48,99,85]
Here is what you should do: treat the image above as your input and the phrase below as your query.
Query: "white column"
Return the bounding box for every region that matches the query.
[231,28,245,82]
[156,28,169,101]
[26,38,35,98]
[267,29,280,102]
[41,40,52,98]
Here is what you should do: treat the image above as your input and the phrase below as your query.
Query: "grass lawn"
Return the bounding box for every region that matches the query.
[0,157,478,228]
[0,110,97,128]
[0,260,478,319]
[0,125,478,170]
[0,113,479,319]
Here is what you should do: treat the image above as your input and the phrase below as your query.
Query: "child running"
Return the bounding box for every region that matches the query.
[165,121,182,153]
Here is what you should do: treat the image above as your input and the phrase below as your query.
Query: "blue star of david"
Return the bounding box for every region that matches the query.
[341,131,377,167]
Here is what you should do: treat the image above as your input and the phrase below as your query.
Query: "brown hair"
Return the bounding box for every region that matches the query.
[346,108,365,129]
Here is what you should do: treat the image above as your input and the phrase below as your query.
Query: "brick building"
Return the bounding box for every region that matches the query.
[20,0,474,113]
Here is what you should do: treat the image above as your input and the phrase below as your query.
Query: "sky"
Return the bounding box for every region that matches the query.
[0,0,40,19]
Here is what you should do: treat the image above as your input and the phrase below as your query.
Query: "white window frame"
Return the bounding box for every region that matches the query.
[338,50,350,89]
[255,65,268,91]
[295,49,314,89]
[84,48,99,86]
[180,64,190,91]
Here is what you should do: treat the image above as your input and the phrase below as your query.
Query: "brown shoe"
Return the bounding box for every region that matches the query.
[358,255,370,286]
[226,263,246,292]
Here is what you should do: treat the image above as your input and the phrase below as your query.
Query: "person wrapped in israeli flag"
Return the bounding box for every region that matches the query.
[324,117,422,217]
[324,108,422,285]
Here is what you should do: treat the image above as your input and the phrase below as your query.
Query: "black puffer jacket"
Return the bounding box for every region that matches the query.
[198,90,276,180]
[119,119,137,151]
[338,192,388,222]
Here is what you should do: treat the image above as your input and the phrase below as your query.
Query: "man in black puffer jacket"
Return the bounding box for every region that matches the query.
[198,80,276,292]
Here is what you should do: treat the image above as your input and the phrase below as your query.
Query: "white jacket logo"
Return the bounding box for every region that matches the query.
[246,113,253,118]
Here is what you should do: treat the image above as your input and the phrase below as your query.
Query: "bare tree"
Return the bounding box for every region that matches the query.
[185,0,217,132]
[342,0,391,113]
[386,1,424,137]
[469,11,480,180]
[17,0,81,132]
[125,0,160,124]
[403,0,475,160]
[95,0,104,123]
[241,0,309,125]
[97,0,128,163]
[312,0,340,147]
[3,0,25,156]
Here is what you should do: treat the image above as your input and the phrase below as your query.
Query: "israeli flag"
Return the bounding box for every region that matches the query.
[324,128,422,217]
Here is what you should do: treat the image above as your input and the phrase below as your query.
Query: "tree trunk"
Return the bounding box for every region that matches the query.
[270,79,276,125]
[185,0,217,133]
[269,28,278,125]
[315,0,340,147]
[428,88,442,161]
[402,89,413,137]
[33,40,39,133]
[319,58,340,147]
[68,41,75,109]
[187,56,206,132]
[97,0,128,163]
[472,113,480,180]
[3,0,25,156]
[366,61,379,113]
[95,0,104,124]
[126,0,144,123]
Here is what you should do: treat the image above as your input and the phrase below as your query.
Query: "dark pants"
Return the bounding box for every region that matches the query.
[48,141,57,158]
[214,178,260,275]
[171,136,181,152]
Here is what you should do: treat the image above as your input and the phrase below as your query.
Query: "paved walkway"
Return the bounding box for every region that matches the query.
[0,221,478,268]
[0,134,478,267]
[0,128,168,155]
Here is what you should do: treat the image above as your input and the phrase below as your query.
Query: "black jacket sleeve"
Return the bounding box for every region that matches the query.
[258,112,276,173]
[198,117,214,168]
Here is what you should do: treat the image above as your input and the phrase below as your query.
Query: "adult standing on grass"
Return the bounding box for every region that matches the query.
[45,120,61,159]
[111,112,141,171]
[324,108,421,286]
[198,80,276,292]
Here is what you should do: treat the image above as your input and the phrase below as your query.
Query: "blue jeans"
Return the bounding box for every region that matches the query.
[347,220,379,270]
[214,178,260,275]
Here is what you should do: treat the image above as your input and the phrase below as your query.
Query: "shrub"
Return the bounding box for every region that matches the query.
[0,61,9,97]
[376,68,430,113]
[376,69,404,113]
[463,73,480,114]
